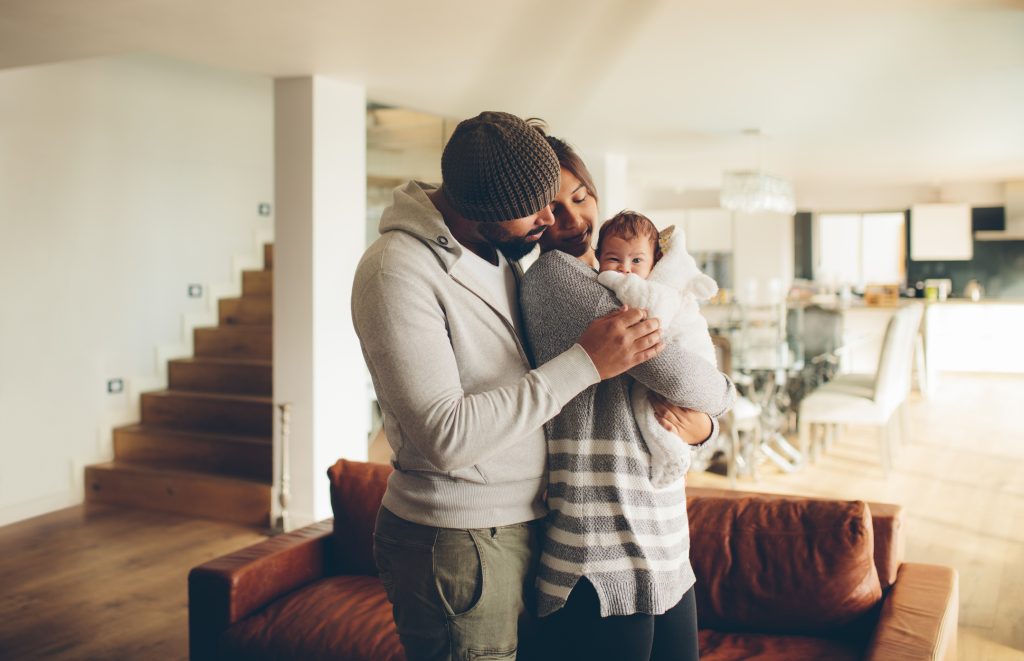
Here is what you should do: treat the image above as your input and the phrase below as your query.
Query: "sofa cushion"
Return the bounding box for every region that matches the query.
[327,459,393,575]
[688,495,882,634]
[687,486,904,591]
[220,575,404,661]
[699,629,862,661]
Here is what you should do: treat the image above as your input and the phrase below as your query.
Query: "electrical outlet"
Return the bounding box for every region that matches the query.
[107,378,124,394]
[258,203,272,216]
[187,284,203,298]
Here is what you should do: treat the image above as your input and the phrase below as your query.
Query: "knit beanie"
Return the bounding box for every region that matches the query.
[441,111,560,222]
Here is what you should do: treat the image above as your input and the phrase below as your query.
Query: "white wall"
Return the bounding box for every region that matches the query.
[797,180,1005,213]
[636,180,1007,215]
[0,55,273,525]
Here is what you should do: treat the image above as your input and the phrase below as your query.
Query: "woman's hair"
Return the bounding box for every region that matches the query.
[596,210,663,262]
[526,119,599,202]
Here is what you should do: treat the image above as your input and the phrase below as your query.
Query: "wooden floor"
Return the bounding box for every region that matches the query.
[1,373,1021,660]
[0,504,264,660]
[689,372,1024,660]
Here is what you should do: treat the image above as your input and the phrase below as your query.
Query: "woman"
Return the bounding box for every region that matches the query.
[522,124,735,661]
[537,132,599,270]
[536,123,717,448]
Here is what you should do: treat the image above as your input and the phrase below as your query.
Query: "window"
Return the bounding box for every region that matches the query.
[816,212,905,289]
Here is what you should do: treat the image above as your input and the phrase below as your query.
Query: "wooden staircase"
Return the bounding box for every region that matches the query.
[85,243,274,526]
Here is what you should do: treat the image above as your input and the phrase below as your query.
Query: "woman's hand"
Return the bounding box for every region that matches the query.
[649,392,712,446]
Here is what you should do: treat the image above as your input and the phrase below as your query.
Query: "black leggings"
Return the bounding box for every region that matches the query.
[538,579,700,661]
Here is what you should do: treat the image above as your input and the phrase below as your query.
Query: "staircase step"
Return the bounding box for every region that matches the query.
[194,326,271,360]
[141,390,272,436]
[85,462,270,526]
[168,357,271,396]
[219,296,272,325]
[242,270,272,297]
[264,243,273,270]
[113,424,271,481]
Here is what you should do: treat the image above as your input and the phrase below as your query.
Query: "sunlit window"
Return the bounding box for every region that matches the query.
[816,212,905,288]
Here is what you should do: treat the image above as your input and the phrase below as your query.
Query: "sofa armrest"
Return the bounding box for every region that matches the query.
[188,520,334,661]
[865,563,959,661]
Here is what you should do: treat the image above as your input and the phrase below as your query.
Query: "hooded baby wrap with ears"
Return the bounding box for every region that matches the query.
[597,226,720,487]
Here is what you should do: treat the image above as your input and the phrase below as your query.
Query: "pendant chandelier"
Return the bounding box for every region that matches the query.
[720,170,795,215]
[719,129,795,215]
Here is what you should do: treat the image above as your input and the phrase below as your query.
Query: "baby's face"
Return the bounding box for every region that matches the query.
[598,235,654,279]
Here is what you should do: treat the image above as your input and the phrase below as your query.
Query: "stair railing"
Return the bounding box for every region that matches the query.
[271,402,292,535]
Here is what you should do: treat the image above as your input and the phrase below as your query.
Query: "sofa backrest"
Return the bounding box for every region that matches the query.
[327,459,393,575]
[323,459,901,622]
[687,486,903,590]
[687,493,883,635]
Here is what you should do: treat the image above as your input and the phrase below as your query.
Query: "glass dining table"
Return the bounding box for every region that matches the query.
[706,298,854,476]
[730,339,806,473]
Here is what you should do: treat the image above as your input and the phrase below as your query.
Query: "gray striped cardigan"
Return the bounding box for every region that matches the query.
[520,250,736,617]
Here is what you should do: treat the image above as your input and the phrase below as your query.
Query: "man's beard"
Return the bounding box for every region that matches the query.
[477,224,544,262]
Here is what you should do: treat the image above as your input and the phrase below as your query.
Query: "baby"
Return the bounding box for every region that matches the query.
[596,211,719,487]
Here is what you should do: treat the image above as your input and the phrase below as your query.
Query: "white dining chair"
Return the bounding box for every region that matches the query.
[823,303,923,448]
[797,304,922,475]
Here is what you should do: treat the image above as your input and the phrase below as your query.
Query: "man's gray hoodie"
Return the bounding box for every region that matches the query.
[351,181,600,529]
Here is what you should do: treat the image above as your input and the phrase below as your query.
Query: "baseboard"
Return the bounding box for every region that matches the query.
[0,489,81,528]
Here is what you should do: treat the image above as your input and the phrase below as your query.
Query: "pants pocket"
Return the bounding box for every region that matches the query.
[468,648,517,660]
[433,528,484,618]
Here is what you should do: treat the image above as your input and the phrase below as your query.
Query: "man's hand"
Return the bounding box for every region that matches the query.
[578,305,664,380]
[649,392,713,445]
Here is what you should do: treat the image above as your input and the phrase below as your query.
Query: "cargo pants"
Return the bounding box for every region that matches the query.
[373,506,543,661]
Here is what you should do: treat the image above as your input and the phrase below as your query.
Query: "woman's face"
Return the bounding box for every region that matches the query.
[538,167,598,260]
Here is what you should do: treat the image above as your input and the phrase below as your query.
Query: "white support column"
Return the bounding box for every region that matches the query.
[584,151,629,218]
[273,76,368,528]
[733,211,795,299]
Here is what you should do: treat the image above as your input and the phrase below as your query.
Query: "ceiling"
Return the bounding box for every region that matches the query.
[2,0,1023,198]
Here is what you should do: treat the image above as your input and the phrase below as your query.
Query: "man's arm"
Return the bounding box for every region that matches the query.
[353,267,661,472]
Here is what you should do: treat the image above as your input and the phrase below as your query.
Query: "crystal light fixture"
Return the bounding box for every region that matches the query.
[720,170,796,215]
[720,128,795,215]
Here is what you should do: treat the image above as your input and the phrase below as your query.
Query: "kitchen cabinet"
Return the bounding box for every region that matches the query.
[910,203,973,261]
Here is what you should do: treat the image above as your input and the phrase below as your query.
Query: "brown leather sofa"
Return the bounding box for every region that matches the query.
[189,460,958,660]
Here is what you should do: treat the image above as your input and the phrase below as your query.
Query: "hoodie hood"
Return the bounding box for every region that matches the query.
[378,181,463,269]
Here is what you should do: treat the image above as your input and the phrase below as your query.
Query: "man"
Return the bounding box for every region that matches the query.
[351,111,663,660]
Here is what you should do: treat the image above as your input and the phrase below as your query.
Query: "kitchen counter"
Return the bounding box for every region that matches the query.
[834,300,1024,376]
[703,297,1024,375]
[922,297,1024,305]
[924,300,1024,375]
[753,298,1024,381]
